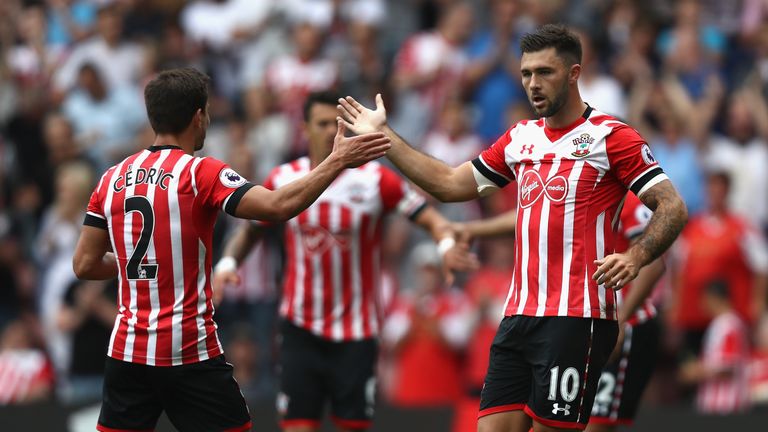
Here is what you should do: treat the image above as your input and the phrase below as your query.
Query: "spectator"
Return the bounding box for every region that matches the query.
[53,4,145,95]
[381,242,472,408]
[260,20,338,156]
[36,161,94,382]
[61,63,145,168]
[464,0,525,142]
[0,320,55,405]
[45,0,96,48]
[575,29,627,119]
[679,280,751,414]
[749,314,768,406]
[42,113,91,169]
[391,2,474,142]
[670,171,768,357]
[703,89,768,230]
[241,87,291,181]
[56,279,116,405]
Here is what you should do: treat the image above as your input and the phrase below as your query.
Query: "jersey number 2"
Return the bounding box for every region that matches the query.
[125,196,158,280]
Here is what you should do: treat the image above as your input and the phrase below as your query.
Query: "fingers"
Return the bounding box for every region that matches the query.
[337,102,358,124]
[338,97,361,117]
[337,116,355,131]
[344,96,365,113]
[336,118,346,137]
[375,93,384,111]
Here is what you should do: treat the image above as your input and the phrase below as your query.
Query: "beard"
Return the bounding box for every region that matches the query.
[530,82,569,118]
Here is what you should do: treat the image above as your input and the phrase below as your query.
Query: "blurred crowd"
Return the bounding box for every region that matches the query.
[1,0,768,427]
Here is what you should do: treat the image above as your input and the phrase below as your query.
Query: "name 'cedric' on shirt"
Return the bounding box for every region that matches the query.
[113,164,174,192]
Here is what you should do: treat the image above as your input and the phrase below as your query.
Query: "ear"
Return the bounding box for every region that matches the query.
[569,63,581,84]
[196,109,204,127]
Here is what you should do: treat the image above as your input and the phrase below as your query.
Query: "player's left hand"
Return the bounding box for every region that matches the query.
[337,94,387,135]
[442,240,480,286]
[607,321,626,364]
[592,252,641,290]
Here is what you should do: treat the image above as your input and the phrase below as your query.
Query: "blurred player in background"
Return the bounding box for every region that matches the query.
[213,91,478,432]
[72,68,391,432]
[338,24,687,432]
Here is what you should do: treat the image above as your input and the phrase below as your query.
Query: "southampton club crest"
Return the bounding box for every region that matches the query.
[571,133,594,158]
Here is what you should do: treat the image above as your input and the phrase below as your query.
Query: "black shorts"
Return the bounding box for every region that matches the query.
[590,317,660,426]
[97,355,251,432]
[479,316,618,430]
[277,320,377,430]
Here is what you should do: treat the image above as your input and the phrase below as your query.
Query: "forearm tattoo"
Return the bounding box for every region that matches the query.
[634,181,688,266]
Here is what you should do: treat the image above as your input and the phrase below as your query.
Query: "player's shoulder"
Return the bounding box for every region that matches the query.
[587,109,642,139]
[265,157,311,183]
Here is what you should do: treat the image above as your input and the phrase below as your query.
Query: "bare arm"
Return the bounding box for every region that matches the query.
[630,180,688,266]
[337,95,480,202]
[73,226,118,280]
[221,223,264,264]
[455,210,517,238]
[411,206,480,283]
[593,180,687,289]
[234,121,390,220]
[617,255,665,323]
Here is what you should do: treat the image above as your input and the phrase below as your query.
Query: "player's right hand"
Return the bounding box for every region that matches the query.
[330,119,391,168]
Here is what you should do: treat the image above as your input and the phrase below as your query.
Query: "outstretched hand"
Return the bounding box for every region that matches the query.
[331,119,391,168]
[337,94,388,135]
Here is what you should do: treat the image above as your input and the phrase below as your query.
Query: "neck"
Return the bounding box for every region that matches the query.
[545,92,587,129]
[152,133,195,155]
[308,145,330,169]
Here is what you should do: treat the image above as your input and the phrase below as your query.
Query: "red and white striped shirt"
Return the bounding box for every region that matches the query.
[697,312,751,413]
[263,158,426,341]
[85,146,254,366]
[615,192,657,326]
[472,107,668,320]
[0,350,54,405]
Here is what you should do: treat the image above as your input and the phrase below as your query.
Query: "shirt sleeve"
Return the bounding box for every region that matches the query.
[620,193,652,240]
[194,157,255,216]
[83,172,109,230]
[605,124,668,196]
[380,166,427,219]
[471,125,517,195]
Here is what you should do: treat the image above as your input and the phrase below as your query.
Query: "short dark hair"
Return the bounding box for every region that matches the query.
[144,67,210,134]
[303,91,342,122]
[520,24,582,66]
[705,279,730,301]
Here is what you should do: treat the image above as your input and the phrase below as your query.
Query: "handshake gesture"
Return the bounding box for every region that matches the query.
[336,94,389,136]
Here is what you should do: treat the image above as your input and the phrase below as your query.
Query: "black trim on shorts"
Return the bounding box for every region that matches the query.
[629,167,664,196]
[407,202,429,221]
[84,214,108,230]
[472,158,511,187]
[224,183,256,216]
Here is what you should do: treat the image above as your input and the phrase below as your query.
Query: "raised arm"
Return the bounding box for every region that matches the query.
[337,95,480,202]
[234,121,390,220]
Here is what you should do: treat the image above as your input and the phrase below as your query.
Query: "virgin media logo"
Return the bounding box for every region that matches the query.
[519,170,569,208]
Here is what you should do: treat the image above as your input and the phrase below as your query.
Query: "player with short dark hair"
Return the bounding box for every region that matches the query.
[72,67,391,432]
[213,90,477,432]
[338,23,688,432]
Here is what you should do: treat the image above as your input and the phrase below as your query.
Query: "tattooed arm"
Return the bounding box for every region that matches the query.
[629,180,688,265]
[594,180,687,289]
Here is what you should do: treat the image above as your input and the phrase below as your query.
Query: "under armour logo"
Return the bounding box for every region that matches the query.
[519,170,569,209]
[520,144,535,155]
[552,403,571,416]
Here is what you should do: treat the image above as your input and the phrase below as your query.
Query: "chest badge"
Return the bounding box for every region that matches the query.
[571,133,594,158]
